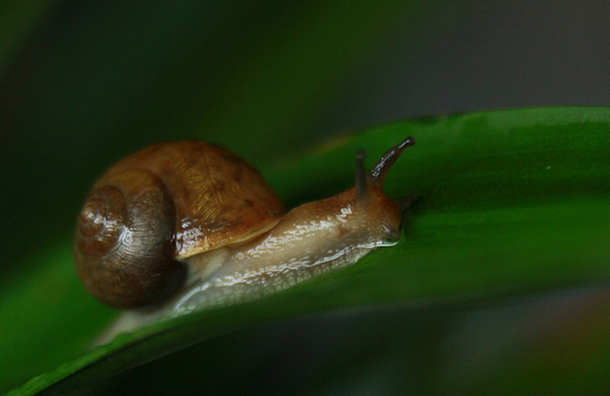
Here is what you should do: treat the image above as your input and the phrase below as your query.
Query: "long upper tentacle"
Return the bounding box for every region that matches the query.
[368,137,415,189]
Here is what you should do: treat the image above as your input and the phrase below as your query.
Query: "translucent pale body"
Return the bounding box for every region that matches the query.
[174,202,397,314]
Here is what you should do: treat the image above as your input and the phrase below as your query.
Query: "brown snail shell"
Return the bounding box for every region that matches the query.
[74,142,284,309]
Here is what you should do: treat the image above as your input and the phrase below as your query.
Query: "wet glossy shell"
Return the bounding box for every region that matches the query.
[98,141,285,258]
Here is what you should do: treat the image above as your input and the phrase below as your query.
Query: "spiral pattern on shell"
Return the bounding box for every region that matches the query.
[74,169,187,309]
[77,186,126,254]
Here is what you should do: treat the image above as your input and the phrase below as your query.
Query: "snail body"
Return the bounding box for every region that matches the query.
[75,138,415,315]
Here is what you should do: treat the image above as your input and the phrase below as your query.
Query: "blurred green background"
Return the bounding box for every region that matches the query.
[1,1,609,395]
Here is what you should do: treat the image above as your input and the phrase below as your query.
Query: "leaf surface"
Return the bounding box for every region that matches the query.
[3,107,610,395]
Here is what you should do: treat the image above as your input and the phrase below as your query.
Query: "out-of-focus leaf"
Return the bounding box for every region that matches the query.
[0,0,60,77]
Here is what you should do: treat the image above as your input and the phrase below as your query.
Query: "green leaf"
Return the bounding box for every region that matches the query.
[3,107,610,395]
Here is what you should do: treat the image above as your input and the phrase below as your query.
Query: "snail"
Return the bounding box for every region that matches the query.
[74,137,416,315]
